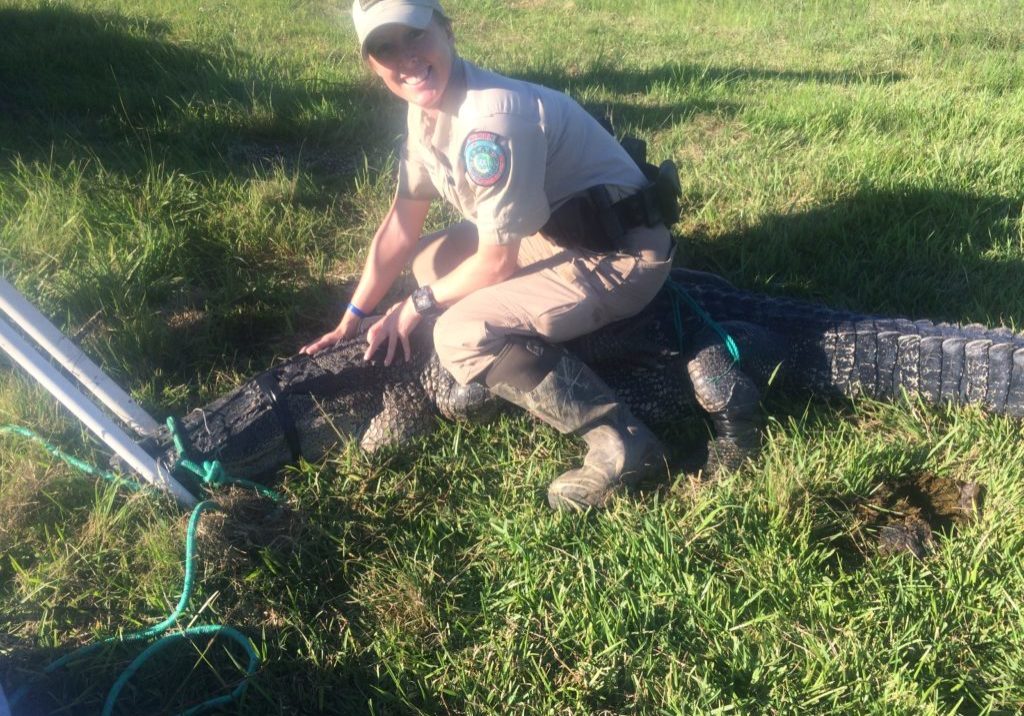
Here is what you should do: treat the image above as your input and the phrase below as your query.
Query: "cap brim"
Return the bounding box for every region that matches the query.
[356,4,435,55]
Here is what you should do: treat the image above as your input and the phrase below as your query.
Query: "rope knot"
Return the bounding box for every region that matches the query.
[165,415,283,501]
[200,460,227,487]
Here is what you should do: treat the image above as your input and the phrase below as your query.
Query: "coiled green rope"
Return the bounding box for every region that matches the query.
[3,419,278,714]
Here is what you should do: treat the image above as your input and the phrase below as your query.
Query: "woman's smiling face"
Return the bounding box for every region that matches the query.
[365,18,455,113]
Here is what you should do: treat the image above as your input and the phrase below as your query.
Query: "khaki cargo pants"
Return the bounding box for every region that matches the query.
[412,220,673,385]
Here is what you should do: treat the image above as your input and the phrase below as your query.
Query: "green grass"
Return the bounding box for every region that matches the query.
[2,0,1024,712]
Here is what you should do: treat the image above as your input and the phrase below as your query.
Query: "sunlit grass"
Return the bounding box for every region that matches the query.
[1,0,1023,712]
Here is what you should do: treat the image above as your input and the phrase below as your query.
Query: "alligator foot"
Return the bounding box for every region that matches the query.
[687,325,766,480]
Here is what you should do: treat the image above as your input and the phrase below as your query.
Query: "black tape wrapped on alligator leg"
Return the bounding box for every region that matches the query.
[685,322,782,477]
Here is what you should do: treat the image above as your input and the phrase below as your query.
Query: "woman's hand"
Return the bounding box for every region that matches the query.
[301,196,431,357]
[363,298,422,365]
[299,314,360,355]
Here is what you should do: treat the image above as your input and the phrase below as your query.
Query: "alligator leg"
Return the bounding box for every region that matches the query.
[428,355,501,424]
[686,323,768,478]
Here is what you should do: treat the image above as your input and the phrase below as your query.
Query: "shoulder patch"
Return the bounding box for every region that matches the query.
[463,131,508,187]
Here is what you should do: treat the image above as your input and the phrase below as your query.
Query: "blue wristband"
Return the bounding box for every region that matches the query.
[346,302,368,319]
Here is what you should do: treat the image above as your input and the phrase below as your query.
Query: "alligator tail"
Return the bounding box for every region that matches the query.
[802,318,1024,417]
[672,270,1024,418]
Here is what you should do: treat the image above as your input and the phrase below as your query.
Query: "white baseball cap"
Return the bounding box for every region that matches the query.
[351,0,447,56]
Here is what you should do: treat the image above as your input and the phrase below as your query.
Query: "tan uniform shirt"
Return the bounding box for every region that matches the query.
[398,58,648,246]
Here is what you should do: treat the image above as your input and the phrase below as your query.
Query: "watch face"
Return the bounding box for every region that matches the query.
[413,286,436,315]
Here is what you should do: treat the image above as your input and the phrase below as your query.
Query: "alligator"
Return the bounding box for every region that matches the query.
[145,268,1024,492]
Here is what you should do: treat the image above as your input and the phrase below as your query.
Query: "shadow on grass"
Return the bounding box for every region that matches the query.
[4,632,409,715]
[1,641,69,716]
[1,5,908,176]
[2,636,265,716]
[513,62,905,133]
[686,187,1024,327]
[0,5,396,182]
[0,5,398,390]
[1,464,475,715]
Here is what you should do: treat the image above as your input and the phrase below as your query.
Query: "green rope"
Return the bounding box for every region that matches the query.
[3,421,280,714]
[166,416,282,502]
[0,424,139,492]
[666,280,741,363]
[9,500,258,714]
[94,500,260,716]
[104,625,259,716]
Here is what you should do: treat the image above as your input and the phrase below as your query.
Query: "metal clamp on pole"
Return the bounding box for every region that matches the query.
[0,280,196,508]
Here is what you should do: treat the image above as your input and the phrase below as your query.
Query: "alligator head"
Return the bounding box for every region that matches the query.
[145,321,497,484]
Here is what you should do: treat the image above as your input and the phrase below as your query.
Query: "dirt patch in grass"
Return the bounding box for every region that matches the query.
[818,471,984,565]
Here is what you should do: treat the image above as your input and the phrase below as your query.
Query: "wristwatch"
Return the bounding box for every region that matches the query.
[411,285,441,318]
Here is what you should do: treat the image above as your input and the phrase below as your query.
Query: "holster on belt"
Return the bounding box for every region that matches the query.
[620,134,683,227]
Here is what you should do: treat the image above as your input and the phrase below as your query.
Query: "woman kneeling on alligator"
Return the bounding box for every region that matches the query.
[302,0,678,510]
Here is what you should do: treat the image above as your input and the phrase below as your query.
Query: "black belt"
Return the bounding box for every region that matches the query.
[541,183,664,253]
[611,185,664,230]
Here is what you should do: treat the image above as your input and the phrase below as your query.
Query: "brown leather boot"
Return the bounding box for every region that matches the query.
[484,338,666,510]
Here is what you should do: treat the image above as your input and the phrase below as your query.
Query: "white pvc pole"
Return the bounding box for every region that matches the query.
[0,278,161,437]
[0,318,197,508]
